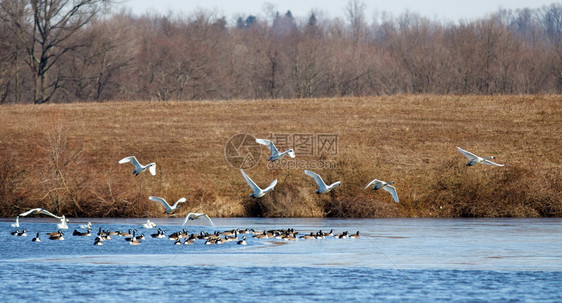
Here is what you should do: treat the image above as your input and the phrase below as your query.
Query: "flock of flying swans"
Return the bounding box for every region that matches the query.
[10,137,503,228]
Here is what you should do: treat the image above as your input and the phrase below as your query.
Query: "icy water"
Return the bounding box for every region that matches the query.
[1,218,560,302]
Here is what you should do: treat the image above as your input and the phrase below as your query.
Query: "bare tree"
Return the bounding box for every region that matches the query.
[0,0,112,104]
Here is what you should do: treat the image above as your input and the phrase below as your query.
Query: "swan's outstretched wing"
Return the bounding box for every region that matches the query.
[119,156,141,170]
[171,198,187,209]
[149,196,172,212]
[19,208,44,217]
[482,159,504,167]
[256,139,279,156]
[457,147,478,161]
[241,169,262,193]
[365,179,382,189]
[39,209,64,220]
[263,179,278,192]
[383,185,399,202]
[148,163,156,175]
[304,170,327,188]
[182,213,214,226]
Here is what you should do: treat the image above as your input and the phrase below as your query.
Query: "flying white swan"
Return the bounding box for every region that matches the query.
[19,208,69,229]
[11,216,19,228]
[119,156,156,175]
[255,138,296,161]
[142,219,156,229]
[241,169,277,198]
[304,170,341,194]
[365,179,399,202]
[457,147,504,167]
[182,213,214,226]
[148,196,187,214]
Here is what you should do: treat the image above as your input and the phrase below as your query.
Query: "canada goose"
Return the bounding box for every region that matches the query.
[457,147,504,167]
[255,138,296,161]
[183,238,195,245]
[32,233,41,242]
[129,231,141,245]
[335,231,349,239]
[322,229,334,237]
[365,179,399,203]
[174,238,183,245]
[73,229,91,237]
[119,156,156,176]
[300,232,316,240]
[46,230,63,237]
[119,229,135,237]
[253,231,268,239]
[241,169,277,198]
[182,213,214,226]
[17,229,27,236]
[19,208,69,229]
[304,170,341,194]
[93,238,104,245]
[151,228,165,238]
[148,196,187,214]
[237,236,247,245]
[11,230,19,236]
[49,231,64,240]
[349,231,360,239]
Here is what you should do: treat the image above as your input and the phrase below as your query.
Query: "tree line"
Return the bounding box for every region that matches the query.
[1,0,561,104]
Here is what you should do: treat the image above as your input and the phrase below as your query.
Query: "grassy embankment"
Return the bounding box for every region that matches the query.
[0,95,560,218]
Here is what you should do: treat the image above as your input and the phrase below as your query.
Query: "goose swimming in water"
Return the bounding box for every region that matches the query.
[365,179,399,203]
[241,169,277,198]
[457,147,504,167]
[32,233,41,242]
[304,170,341,194]
[119,156,156,176]
[148,196,186,214]
[255,138,296,161]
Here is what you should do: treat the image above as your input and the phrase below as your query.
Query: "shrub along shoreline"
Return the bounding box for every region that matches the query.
[0,95,560,218]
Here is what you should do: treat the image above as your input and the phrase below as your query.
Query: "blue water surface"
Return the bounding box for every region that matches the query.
[1,218,560,302]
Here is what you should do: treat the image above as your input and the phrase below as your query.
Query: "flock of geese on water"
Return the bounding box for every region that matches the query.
[8,139,503,246]
[10,223,361,246]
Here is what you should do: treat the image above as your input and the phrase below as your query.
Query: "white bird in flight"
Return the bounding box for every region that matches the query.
[255,138,295,161]
[148,196,187,214]
[365,179,399,203]
[457,147,504,167]
[119,156,156,175]
[18,208,69,229]
[304,170,341,194]
[11,216,19,228]
[182,213,214,226]
[241,169,277,198]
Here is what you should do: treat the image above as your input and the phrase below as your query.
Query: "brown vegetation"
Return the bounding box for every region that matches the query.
[0,95,560,218]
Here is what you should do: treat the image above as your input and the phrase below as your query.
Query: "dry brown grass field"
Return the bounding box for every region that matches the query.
[0,95,560,218]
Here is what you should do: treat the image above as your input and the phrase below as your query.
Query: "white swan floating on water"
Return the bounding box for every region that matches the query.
[304,170,341,194]
[365,179,399,203]
[19,208,69,229]
[11,216,19,228]
[241,169,277,198]
[148,196,186,214]
[255,138,295,161]
[182,213,214,226]
[142,220,156,229]
[119,156,156,176]
[457,147,504,167]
